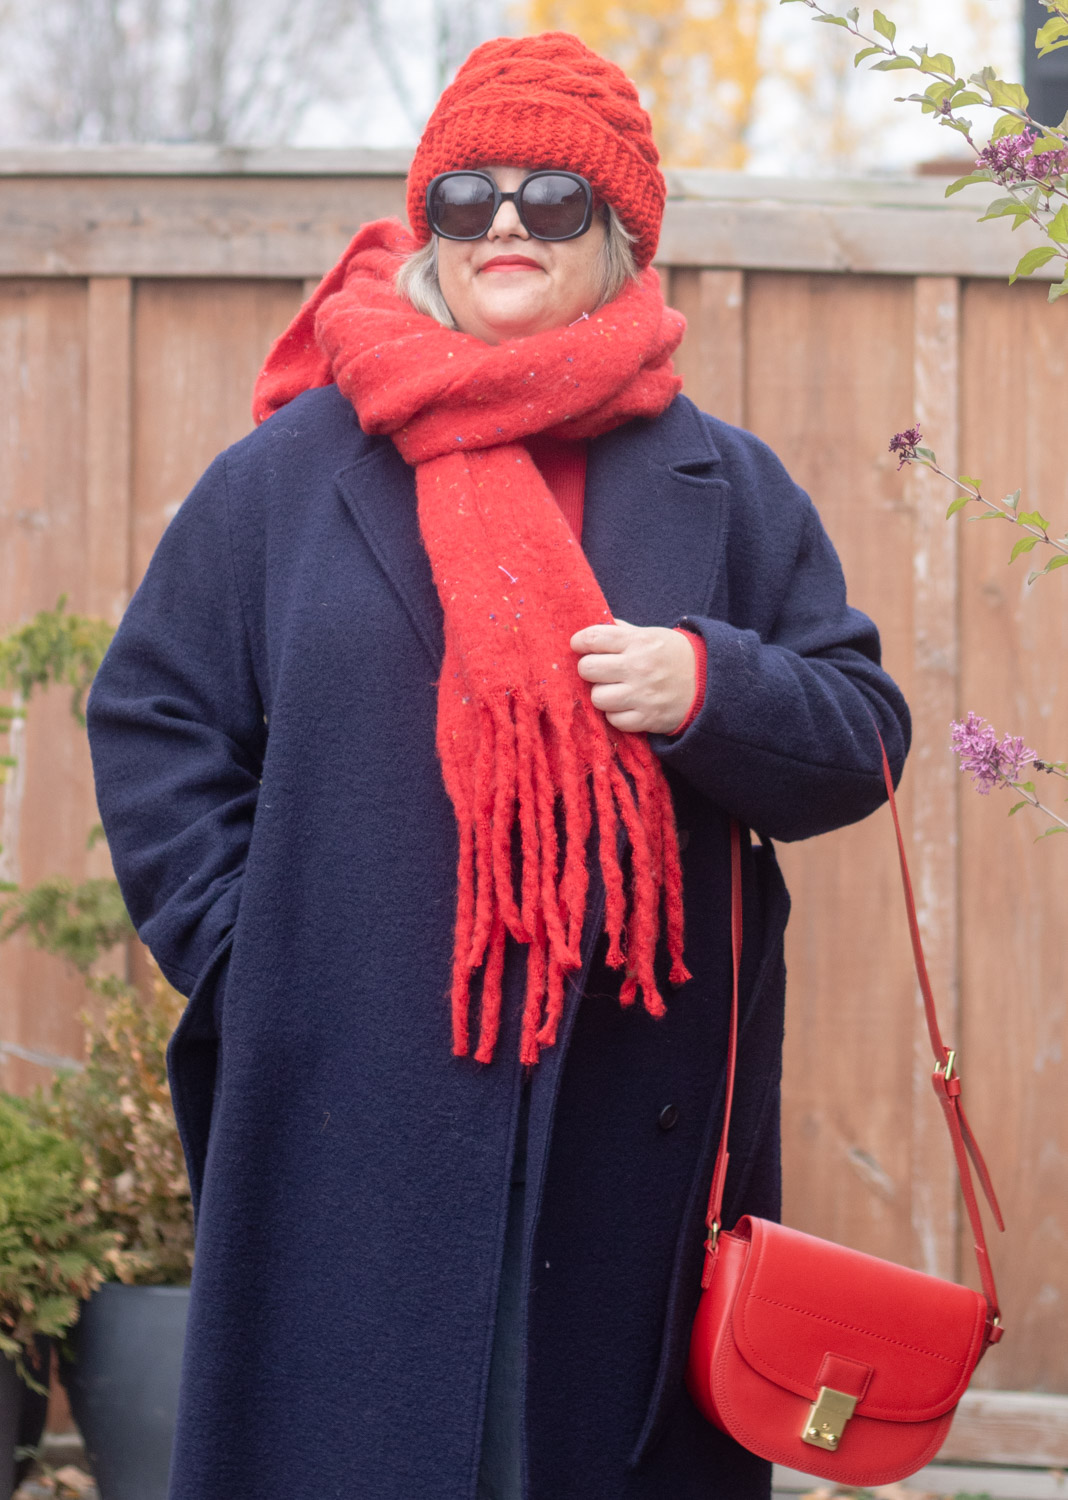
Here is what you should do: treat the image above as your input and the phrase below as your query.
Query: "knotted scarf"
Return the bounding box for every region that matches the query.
[254,218,691,1064]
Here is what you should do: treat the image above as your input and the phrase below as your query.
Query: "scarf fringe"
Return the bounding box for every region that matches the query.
[444,690,691,1066]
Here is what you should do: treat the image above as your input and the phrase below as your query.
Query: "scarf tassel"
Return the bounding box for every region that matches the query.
[444,690,691,1066]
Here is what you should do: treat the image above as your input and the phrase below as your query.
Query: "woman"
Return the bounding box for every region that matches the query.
[86,32,910,1500]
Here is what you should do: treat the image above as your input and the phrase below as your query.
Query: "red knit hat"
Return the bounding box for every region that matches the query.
[407,32,666,270]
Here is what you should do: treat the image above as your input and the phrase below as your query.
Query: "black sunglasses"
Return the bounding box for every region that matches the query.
[425,170,595,242]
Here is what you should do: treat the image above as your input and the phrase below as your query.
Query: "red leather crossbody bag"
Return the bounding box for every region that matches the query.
[686,740,1005,1486]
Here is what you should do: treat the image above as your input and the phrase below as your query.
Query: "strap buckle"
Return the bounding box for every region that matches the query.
[705,1220,721,1254]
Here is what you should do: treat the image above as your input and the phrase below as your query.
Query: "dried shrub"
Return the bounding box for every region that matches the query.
[36,971,194,1287]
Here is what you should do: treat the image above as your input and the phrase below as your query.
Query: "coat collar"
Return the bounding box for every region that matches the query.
[333,394,730,671]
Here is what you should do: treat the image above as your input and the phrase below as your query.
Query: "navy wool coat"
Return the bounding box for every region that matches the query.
[87,387,910,1500]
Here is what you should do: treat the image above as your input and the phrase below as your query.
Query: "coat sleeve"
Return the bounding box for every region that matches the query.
[652,485,911,843]
[86,452,267,996]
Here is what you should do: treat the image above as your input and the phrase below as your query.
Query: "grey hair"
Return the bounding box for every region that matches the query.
[395,206,640,330]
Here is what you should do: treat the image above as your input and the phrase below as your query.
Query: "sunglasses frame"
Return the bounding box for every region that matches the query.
[425,169,595,242]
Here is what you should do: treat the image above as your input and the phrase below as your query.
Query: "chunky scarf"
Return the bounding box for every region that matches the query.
[254,218,690,1064]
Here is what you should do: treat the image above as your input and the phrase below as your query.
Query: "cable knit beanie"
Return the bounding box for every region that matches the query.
[407,32,666,270]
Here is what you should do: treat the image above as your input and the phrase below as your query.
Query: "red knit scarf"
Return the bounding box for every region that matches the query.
[254,218,690,1064]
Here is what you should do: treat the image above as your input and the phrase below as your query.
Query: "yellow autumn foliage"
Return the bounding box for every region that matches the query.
[522,0,767,168]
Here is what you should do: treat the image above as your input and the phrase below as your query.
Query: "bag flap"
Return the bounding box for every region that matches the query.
[729,1218,988,1422]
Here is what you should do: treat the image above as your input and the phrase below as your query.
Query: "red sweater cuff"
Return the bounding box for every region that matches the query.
[669,628,707,736]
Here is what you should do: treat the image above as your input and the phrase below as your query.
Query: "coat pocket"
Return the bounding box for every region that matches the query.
[165,929,234,1222]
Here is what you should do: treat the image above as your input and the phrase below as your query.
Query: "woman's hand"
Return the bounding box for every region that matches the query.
[571,619,697,734]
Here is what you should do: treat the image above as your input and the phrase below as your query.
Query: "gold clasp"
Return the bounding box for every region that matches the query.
[705,1220,721,1253]
[802,1386,858,1452]
[937,1048,958,1082]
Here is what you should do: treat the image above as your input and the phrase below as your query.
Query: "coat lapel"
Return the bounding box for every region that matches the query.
[583,396,730,626]
[334,397,730,675]
[334,439,445,670]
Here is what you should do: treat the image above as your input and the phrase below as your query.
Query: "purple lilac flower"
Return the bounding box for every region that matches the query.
[950,712,1036,794]
[889,425,922,469]
[976,127,1068,184]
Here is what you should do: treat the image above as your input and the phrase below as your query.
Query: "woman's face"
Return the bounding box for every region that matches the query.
[435,164,608,344]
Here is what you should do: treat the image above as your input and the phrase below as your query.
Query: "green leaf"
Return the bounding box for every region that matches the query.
[1004,488,1021,510]
[946,495,970,518]
[1010,245,1059,281]
[1048,277,1068,302]
[978,195,1031,222]
[873,9,896,42]
[1047,204,1068,241]
[1010,535,1040,560]
[846,6,860,20]
[1017,509,1048,527]
[1045,553,1068,570]
[1036,16,1068,55]
[918,51,956,76]
[958,474,982,487]
[941,117,973,136]
[989,78,1030,111]
[815,14,851,25]
[991,113,1031,139]
[1030,133,1067,154]
[871,56,918,71]
[950,90,985,107]
[914,446,936,460]
[1036,826,1068,840]
[854,45,884,66]
[1008,800,1030,815]
[945,171,993,196]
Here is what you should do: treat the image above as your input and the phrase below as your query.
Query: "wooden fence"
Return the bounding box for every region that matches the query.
[1,150,1066,1463]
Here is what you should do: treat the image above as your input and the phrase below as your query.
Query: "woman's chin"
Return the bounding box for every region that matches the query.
[468,289,562,342]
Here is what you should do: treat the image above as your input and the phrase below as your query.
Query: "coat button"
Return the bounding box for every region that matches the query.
[658,1104,680,1131]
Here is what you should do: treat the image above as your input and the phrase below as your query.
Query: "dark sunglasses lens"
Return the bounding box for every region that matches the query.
[519,175,589,238]
[429,175,496,238]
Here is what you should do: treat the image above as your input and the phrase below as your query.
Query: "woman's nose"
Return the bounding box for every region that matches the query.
[487,195,527,239]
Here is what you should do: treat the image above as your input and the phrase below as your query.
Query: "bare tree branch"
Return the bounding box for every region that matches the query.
[0,0,498,146]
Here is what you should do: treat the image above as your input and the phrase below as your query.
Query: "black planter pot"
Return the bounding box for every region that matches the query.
[62,1284,189,1500]
[0,1337,51,1500]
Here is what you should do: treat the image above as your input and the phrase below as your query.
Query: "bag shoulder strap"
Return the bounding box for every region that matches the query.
[702,733,1005,1345]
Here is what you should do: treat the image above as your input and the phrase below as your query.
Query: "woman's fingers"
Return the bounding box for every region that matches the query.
[604,709,647,732]
[571,620,696,735]
[576,652,626,684]
[569,621,632,655]
[588,682,632,712]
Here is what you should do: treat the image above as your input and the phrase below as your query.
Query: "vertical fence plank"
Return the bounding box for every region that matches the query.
[906,276,961,1280]
[85,278,133,626]
[958,277,1068,1391]
[670,269,745,426]
[84,277,133,965]
[0,280,95,1094]
[130,279,303,583]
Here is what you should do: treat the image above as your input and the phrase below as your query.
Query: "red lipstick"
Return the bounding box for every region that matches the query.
[479,255,542,272]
